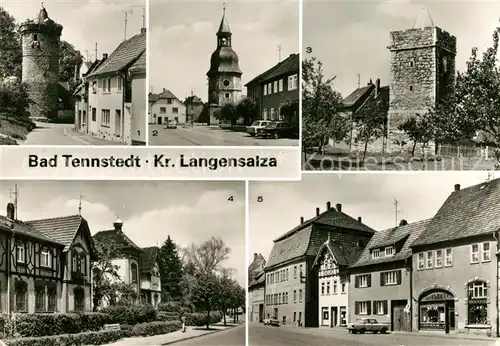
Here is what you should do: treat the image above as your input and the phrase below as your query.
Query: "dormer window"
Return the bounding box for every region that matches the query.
[372,249,380,258]
[385,246,395,256]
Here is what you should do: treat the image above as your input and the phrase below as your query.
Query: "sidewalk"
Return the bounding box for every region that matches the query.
[64,127,125,146]
[100,324,236,346]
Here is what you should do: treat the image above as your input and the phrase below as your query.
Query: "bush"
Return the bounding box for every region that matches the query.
[4,330,123,346]
[101,304,157,326]
[131,321,181,337]
[185,311,222,326]
[157,302,181,313]
[14,312,111,337]
[157,311,179,322]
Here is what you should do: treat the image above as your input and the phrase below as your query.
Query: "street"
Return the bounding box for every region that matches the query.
[148,125,299,146]
[172,324,245,346]
[248,323,496,346]
[21,122,123,145]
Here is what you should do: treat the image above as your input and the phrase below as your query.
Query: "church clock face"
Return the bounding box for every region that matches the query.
[223,79,230,87]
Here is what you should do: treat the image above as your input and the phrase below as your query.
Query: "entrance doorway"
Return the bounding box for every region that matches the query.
[331,307,338,327]
[273,308,278,320]
[391,300,410,331]
[157,117,162,125]
[259,304,264,322]
[115,109,122,136]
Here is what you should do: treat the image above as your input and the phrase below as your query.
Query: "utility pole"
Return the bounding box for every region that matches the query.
[278,45,282,62]
[394,199,399,227]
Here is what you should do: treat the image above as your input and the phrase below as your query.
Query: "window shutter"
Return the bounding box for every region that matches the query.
[366,301,372,315]
[355,276,359,288]
[396,270,402,285]
[372,301,377,314]
[355,301,359,314]
[367,274,372,287]
[383,300,388,315]
[380,272,384,286]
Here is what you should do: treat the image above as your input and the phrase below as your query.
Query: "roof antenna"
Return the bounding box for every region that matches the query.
[394,199,400,227]
[10,184,19,220]
[223,1,226,15]
[78,193,84,216]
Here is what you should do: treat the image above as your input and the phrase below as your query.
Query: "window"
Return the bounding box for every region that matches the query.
[482,242,491,262]
[101,109,110,126]
[468,281,488,325]
[293,312,296,322]
[410,59,415,67]
[326,281,330,294]
[341,283,346,293]
[15,280,28,312]
[471,244,480,263]
[409,85,413,91]
[356,301,370,315]
[263,85,267,96]
[294,266,297,279]
[16,243,25,263]
[418,253,425,270]
[299,289,303,303]
[288,74,298,90]
[270,108,275,120]
[426,251,433,269]
[167,99,172,104]
[74,287,85,311]
[299,264,303,278]
[286,268,289,280]
[293,290,297,303]
[321,282,325,295]
[355,274,370,288]
[172,107,179,114]
[47,285,57,312]
[130,263,137,283]
[35,283,45,312]
[92,108,96,122]
[381,270,401,286]
[92,81,97,94]
[333,280,337,294]
[225,93,230,99]
[385,246,395,256]
[374,301,387,315]
[263,109,268,120]
[269,83,273,94]
[372,249,380,258]
[117,77,123,91]
[435,250,443,268]
[41,249,51,268]
[160,107,166,114]
[72,251,78,272]
[445,248,453,266]
[274,81,278,93]
[279,293,282,304]
[279,79,283,92]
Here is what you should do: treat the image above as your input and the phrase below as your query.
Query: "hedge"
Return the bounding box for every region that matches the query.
[13,312,111,337]
[157,303,181,313]
[132,321,182,337]
[185,311,222,326]
[4,330,123,346]
[157,311,180,322]
[101,304,157,325]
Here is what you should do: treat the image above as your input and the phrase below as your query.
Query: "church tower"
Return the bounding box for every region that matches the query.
[206,6,243,125]
[19,4,63,120]
[387,7,456,151]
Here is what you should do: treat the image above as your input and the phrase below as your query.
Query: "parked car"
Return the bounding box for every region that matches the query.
[347,318,389,334]
[246,120,271,136]
[164,120,177,129]
[263,317,280,327]
[257,121,296,139]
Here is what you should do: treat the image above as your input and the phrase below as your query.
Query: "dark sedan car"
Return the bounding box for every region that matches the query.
[257,121,296,139]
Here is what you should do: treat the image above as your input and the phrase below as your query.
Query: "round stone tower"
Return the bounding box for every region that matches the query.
[19,4,63,120]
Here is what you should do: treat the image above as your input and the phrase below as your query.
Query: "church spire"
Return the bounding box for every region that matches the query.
[217,2,231,36]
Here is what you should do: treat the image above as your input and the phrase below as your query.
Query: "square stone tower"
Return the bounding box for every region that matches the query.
[387,8,456,152]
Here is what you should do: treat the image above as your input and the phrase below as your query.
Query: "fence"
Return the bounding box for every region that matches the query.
[437,144,494,159]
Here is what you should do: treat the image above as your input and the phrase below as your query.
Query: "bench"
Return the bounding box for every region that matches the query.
[103,324,121,331]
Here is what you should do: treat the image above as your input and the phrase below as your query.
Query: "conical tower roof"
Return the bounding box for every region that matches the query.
[413,6,435,29]
[217,7,231,35]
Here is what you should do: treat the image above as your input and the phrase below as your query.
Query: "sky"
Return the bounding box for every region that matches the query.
[0,180,246,286]
[2,0,145,65]
[249,172,496,264]
[303,0,500,97]
[149,0,299,101]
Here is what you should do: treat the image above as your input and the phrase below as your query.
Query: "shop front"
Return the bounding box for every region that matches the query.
[418,289,455,332]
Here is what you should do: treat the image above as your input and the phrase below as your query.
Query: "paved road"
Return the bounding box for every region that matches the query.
[21,122,122,145]
[149,125,298,146]
[171,323,245,346]
[248,324,496,346]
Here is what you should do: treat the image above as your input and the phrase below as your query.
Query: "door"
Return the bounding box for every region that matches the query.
[340,307,347,326]
[259,304,264,323]
[331,307,338,327]
[392,300,410,332]
[157,117,162,125]
[273,308,278,320]
[115,110,121,136]
[298,311,302,326]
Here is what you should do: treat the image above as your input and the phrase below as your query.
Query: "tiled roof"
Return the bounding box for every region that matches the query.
[266,225,313,269]
[141,246,158,273]
[129,51,146,74]
[412,179,500,247]
[88,31,146,77]
[26,215,83,251]
[313,238,365,268]
[217,13,231,34]
[245,53,299,86]
[0,215,64,246]
[248,253,266,272]
[93,229,143,253]
[249,270,265,289]
[352,219,431,268]
[342,85,374,108]
[149,89,180,104]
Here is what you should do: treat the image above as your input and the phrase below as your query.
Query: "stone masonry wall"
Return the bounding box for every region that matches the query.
[21,26,61,119]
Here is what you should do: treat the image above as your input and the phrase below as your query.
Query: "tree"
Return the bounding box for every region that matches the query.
[302,57,348,154]
[398,116,433,157]
[217,103,238,125]
[0,81,31,117]
[229,281,245,323]
[59,41,83,85]
[158,236,184,301]
[190,271,220,330]
[183,237,230,275]
[236,97,258,125]
[216,268,235,326]
[109,282,138,306]
[354,94,386,164]
[0,7,22,79]
[91,240,121,311]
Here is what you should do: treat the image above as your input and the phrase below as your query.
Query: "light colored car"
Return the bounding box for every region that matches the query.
[164,120,177,129]
[347,318,389,334]
[246,120,270,136]
[263,317,280,326]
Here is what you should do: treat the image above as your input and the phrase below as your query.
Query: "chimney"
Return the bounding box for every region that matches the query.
[300,216,304,224]
[113,218,123,231]
[102,53,108,60]
[6,203,15,220]
[253,253,257,261]
[141,27,147,34]
[454,184,461,191]
[163,88,166,92]
[399,219,408,226]
[326,201,331,211]
[316,207,320,216]
[336,203,342,213]
[367,78,373,85]
[376,78,380,95]
[358,216,362,223]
